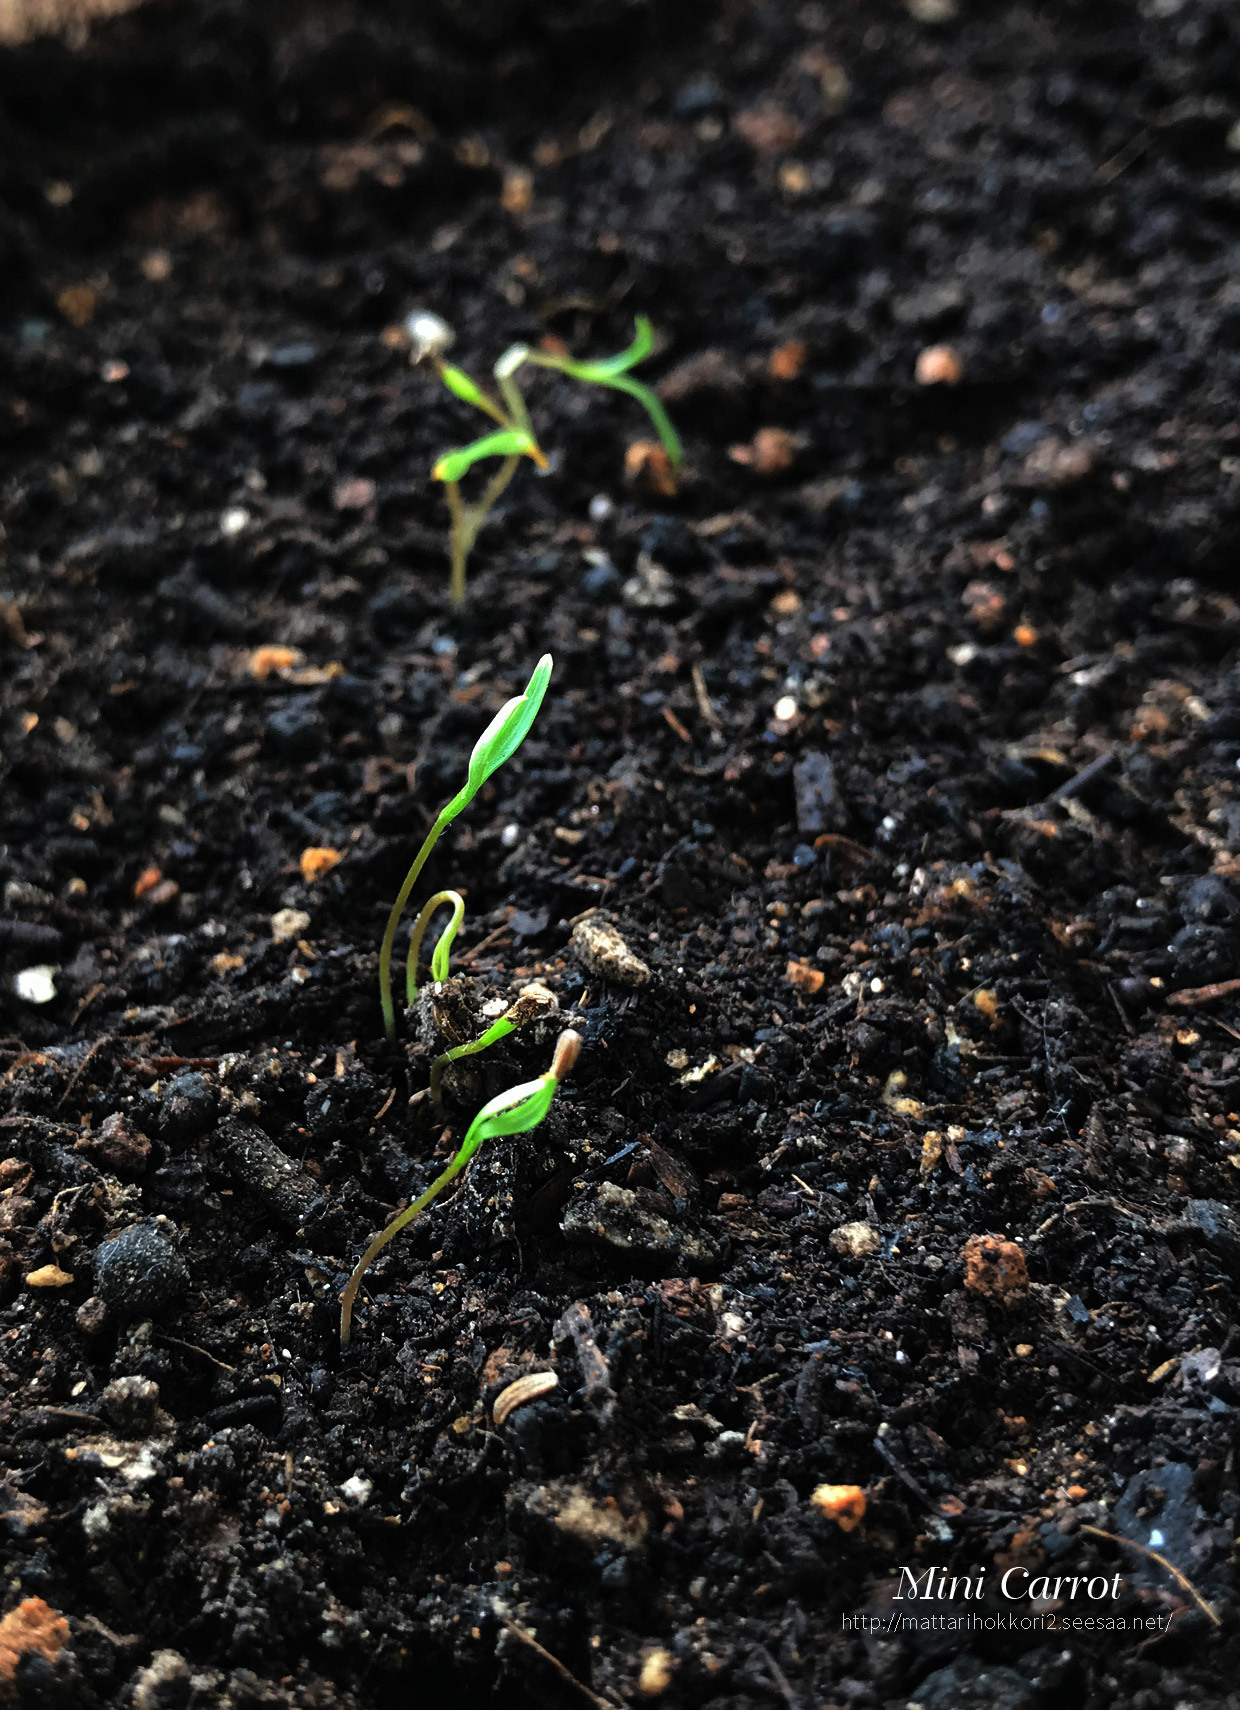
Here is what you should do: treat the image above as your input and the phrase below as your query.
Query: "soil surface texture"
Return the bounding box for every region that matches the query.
[2,2,1240,1706]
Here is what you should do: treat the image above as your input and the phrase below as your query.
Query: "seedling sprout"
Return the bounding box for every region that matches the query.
[340,1028,582,1346]
[409,311,682,604]
[377,652,552,1040]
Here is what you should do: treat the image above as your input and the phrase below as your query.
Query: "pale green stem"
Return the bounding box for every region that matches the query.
[378,811,451,1041]
[405,889,464,1008]
[448,455,522,607]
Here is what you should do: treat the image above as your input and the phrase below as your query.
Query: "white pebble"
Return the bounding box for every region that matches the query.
[14,965,57,1004]
[339,1473,373,1506]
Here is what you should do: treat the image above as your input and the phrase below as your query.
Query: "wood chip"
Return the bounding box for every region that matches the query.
[810,1483,866,1531]
[249,644,302,678]
[786,958,825,994]
[299,846,342,882]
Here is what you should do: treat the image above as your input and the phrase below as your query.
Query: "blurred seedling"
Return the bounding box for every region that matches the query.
[378,652,552,1041]
[340,1028,582,1346]
[407,310,682,605]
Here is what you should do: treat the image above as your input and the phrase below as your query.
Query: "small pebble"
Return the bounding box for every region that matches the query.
[561,1182,726,1268]
[101,1375,162,1436]
[1019,436,1096,489]
[160,1071,217,1141]
[265,698,324,760]
[962,1233,1029,1301]
[13,964,58,1004]
[830,1221,880,1259]
[639,1648,678,1697]
[76,1296,108,1334]
[75,1111,151,1177]
[94,1223,190,1318]
[571,918,652,988]
[914,343,962,385]
[271,907,311,942]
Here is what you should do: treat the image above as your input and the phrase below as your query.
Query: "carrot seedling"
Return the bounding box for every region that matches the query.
[409,311,682,604]
[378,652,552,1039]
[340,1028,582,1346]
[428,980,558,1114]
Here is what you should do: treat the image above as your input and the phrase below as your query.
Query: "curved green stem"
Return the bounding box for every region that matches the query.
[378,811,451,1041]
[405,889,464,1008]
[448,455,524,606]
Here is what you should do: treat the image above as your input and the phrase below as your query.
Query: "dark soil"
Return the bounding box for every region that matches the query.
[3,1,1240,1705]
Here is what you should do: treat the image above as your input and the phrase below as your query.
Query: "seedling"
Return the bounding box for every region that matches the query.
[340,1028,581,1346]
[428,981,557,1114]
[378,652,552,1040]
[408,310,683,604]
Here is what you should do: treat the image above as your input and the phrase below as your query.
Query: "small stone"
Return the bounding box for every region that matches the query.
[729,427,797,474]
[1183,1200,1240,1273]
[271,907,311,943]
[561,1182,726,1270]
[25,1263,74,1289]
[1018,436,1096,489]
[914,343,963,385]
[769,341,807,380]
[129,1650,192,1710]
[94,1223,189,1319]
[75,1112,151,1177]
[571,918,652,988]
[622,551,677,607]
[100,1376,162,1436]
[733,104,804,156]
[830,1221,880,1259]
[333,477,375,511]
[639,1647,678,1697]
[786,958,825,994]
[76,1296,108,1334]
[160,1071,217,1141]
[962,1233,1029,1301]
[13,964,57,1004]
[265,698,324,760]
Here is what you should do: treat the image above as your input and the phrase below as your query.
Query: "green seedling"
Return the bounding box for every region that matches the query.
[428,981,557,1114]
[340,1028,582,1346]
[378,652,552,1040]
[407,310,682,605]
